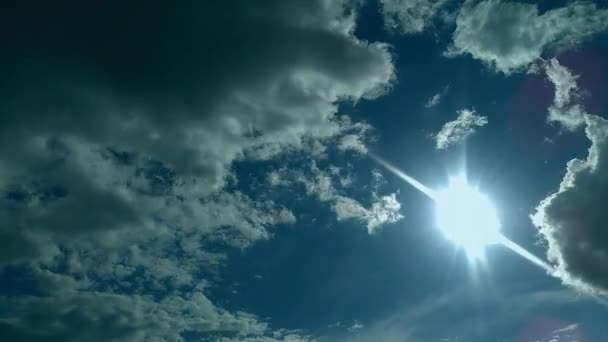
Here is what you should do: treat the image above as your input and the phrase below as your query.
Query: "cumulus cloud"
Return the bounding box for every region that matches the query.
[0,0,396,339]
[533,60,608,295]
[432,109,488,149]
[447,0,608,73]
[380,0,451,34]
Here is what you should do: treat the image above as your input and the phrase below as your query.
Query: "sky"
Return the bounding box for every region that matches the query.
[1,1,608,341]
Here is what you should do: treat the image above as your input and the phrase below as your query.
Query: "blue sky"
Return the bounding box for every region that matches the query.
[1,1,608,341]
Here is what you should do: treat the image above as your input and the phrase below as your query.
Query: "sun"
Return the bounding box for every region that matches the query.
[434,175,501,259]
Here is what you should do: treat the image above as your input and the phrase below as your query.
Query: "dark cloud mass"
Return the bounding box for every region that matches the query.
[534,114,608,295]
[532,59,608,295]
[2,1,608,341]
[0,1,397,340]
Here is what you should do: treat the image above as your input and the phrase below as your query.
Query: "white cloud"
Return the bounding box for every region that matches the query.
[552,323,579,335]
[380,0,451,34]
[535,323,582,342]
[424,85,449,108]
[273,163,403,233]
[447,0,608,73]
[545,58,586,130]
[338,134,368,154]
[432,109,488,149]
[347,321,364,333]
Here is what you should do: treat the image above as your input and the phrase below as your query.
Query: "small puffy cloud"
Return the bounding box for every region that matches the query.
[380,0,451,34]
[347,321,364,333]
[447,0,608,73]
[277,163,404,233]
[424,85,449,108]
[545,58,586,130]
[331,193,402,233]
[432,109,488,149]
[338,134,368,154]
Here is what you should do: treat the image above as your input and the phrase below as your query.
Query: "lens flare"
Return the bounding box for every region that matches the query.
[371,154,555,273]
[435,174,501,259]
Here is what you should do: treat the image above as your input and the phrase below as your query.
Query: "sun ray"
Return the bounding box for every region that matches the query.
[498,235,555,274]
[434,174,501,259]
[371,154,556,272]
[369,154,437,200]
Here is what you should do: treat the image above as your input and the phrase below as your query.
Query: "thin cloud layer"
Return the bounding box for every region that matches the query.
[432,109,488,150]
[380,0,451,34]
[424,85,450,108]
[532,61,608,295]
[447,0,608,73]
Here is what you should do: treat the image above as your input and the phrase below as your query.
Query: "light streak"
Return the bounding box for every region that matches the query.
[369,153,437,200]
[499,235,555,274]
[371,153,556,274]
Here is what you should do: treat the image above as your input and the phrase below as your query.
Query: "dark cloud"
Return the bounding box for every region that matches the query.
[532,59,608,295]
[0,0,395,262]
[533,114,608,295]
[0,0,396,340]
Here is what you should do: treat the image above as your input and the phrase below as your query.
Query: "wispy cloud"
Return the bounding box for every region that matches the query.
[432,109,488,149]
[424,85,449,108]
[545,58,586,130]
[380,0,451,34]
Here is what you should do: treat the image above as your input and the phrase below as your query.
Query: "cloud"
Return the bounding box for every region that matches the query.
[535,323,582,342]
[347,321,364,333]
[552,323,579,335]
[447,0,608,73]
[424,85,450,108]
[380,0,451,34]
[0,0,396,339]
[0,287,312,342]
[532,114,608,295]
[545,58,586,130]
[432,109,488,149]
[270,163,403,233]
[302,163,403,233]
[335,117,374,154]
[532,59,608,295]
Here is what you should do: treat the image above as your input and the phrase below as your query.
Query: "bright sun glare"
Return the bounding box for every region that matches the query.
[435,175,501,259]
